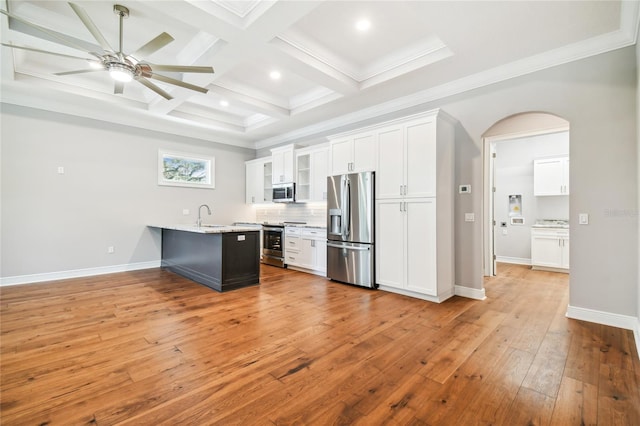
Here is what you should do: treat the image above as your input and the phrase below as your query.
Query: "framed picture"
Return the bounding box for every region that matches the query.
[158,150,215,189]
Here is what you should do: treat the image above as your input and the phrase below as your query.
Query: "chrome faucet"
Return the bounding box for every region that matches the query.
[197,204,211,227]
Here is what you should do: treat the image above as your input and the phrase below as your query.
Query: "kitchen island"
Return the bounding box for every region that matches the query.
[149,224,260,292]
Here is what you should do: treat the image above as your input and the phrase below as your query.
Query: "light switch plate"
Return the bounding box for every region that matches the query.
[579,213,589,225]
[459,184,471,194]
[465,213,475,222]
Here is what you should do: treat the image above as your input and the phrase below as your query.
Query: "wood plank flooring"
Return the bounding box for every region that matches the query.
[1,263,639,425]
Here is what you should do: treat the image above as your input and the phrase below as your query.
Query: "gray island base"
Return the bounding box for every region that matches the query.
[151,225,260,292]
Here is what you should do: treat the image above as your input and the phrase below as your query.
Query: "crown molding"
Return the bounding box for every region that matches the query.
[254,20,639,150]
[1,79,256,149]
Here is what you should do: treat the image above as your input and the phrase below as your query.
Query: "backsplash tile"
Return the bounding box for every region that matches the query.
[255,203,327,226]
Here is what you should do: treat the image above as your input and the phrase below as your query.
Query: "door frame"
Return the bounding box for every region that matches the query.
[482,127,569,277]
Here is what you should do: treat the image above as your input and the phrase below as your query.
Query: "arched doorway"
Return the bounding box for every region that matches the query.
[482,112,570,277]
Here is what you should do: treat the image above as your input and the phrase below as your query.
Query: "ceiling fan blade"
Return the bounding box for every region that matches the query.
[114,81,124,95]
[54,68,103,76]
[136,77,173,100]
[148,73,209,94]
[1,42,95,61]
[149,64,214,74]
[0,9,101,57]
[68,2,114,52]
[130,33,174,59]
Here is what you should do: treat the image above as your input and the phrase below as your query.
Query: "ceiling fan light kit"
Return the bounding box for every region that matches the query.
[1,2,214,100]
[108,62,134,82]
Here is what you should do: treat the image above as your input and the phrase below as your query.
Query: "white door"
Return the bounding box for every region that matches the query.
[531,234,562,268]
[376,126,404,199]
[376,200,405,289]
[405,199,437,295]
[561,238,570,269]
[562,158,570,194]
[405,120,436,198]
[330,139,353,175]
[272,151,285,184]
[283,149,294,182]
[534,158,563,195]
[245,161,260,204]
[311,148,329,201]
[352,133,376,172]
[314,239,327,274]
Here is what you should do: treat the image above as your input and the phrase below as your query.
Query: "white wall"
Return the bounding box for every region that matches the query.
[267,46,638,323]
[636,37,640,343]
[0,105,256,281]
[494,131,569,263]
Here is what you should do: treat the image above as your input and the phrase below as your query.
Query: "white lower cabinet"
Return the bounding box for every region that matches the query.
[376,199,441,298]
[285,227,327,275]
[531,228,569,272]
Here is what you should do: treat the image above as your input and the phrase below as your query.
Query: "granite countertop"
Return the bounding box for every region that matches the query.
[148,224,261,234]
[286,223,326,229]
[532,219,570,229]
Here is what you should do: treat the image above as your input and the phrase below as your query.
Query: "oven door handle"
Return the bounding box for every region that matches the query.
[263,226,284,231]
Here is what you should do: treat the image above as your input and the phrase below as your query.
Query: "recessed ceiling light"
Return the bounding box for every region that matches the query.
[355,18,371,32]
[219,100,229,107]
[269,70,281,80]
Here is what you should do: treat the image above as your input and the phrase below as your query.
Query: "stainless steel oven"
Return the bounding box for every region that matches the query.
[262,224,285,267]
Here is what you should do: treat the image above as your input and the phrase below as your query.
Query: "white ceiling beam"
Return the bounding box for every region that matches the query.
[147,0,325,116]
[208,84,289,118]
[267,39,359,95]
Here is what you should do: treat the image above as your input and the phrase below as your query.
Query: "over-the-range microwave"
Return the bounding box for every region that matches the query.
[273,182,295,203]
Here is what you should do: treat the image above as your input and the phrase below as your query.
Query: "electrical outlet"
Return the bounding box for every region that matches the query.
[465,213,475,222]
[182,209,190,215]
[107,246,115,254]
[57,166,65,174]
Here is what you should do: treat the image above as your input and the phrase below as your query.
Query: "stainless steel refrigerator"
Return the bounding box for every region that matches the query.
[326,171,375,288]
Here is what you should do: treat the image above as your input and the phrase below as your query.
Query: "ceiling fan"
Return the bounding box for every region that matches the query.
[0,2,214,100]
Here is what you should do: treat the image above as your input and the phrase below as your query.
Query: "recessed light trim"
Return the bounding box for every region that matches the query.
[355,18,371,32]
[269,70,281,80]
[220,100,229,107]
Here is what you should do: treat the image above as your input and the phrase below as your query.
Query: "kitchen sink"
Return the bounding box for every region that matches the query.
[201,224,228,228]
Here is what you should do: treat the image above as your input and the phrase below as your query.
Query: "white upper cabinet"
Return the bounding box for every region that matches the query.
[271,145,295,184]
[245,157,273,204]
[534,156,569,196]
[376,117,437,199]
[329,132,375,175]
[296,144,329,202]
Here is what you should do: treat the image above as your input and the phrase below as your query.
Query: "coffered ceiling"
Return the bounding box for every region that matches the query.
[1,1,638,149]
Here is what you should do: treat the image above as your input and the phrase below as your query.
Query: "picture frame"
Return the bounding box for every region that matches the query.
[158,150,215,189]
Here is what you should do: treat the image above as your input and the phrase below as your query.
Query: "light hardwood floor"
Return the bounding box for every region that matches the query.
[1,263,639,425]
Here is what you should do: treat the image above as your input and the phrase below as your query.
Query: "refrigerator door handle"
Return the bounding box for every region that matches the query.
[341,176,351,240]
[327,242,370,251]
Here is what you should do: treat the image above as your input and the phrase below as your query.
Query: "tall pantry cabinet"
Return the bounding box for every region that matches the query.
[375,111,455,302]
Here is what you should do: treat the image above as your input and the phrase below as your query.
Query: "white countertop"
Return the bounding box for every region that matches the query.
[531,219,570,229]
[148,224,261,234]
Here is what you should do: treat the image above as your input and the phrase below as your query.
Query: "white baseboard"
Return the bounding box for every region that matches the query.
[455,285,487,300]
[378,285,454,303]
[566,305,640,360]
[496,256,531,265]
[0,261,161,286]
[635,320,640,360]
